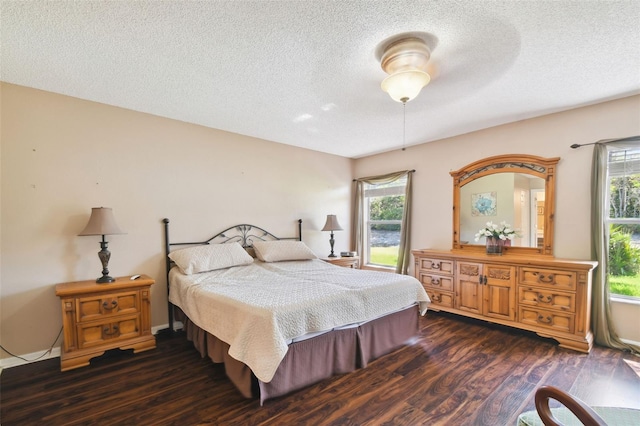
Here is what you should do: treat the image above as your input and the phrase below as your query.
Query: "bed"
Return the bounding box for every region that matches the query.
[163,218,430,403]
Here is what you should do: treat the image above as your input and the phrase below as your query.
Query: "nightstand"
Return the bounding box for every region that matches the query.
[322,256,360,269]
[55,275,156,371]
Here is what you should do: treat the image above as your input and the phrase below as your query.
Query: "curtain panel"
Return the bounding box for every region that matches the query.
[352,170,414,274]
[590,136,639,353]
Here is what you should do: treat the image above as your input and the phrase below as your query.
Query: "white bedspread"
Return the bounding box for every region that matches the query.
[169,258,430,382]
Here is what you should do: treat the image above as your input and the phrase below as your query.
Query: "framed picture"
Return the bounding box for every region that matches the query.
[471,192,497,216]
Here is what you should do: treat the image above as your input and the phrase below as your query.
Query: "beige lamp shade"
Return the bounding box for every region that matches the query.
[321,214,343,232]
[78,207,126,236]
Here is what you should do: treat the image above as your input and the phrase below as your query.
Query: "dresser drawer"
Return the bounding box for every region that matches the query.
[76,291,140,322]
[519,287,576,313]
[76,313,141,349]
[519,267,577,291]
[519,306,574,334]
[417,258,454,275]
[425,290,454,309]
[419,272,454,291]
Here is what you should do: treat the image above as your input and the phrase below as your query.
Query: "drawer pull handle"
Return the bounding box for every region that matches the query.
[103,325,119,336]
[537,294,553,303]
[537,315,552,324]
[537,273,555,284]
[431,262,441,270]
[431,277,441,286]
[102,300,118,310]
[431,294,442,303]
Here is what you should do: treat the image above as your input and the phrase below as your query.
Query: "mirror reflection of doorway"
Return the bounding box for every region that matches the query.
[530,190,545,248]
[459,173,546,248]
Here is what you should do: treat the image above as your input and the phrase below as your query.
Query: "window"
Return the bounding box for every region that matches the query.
[606,146,640,299]
[364,176,407,267]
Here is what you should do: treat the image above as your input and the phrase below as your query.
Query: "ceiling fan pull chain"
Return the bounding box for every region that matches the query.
[402,101,406,151]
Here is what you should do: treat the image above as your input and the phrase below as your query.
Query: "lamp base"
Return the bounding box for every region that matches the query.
[328,231,337,258]
[96,275,115,284]
[96,237,115,284]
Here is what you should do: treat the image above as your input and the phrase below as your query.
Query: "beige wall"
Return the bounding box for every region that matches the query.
[355,95,640,260]
[354,94,640,343]
[0,83,353,361]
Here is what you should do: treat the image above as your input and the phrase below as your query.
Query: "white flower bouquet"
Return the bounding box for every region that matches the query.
[474,221,519,242]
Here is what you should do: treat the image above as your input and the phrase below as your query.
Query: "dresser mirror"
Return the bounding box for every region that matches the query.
[451,154,560,256]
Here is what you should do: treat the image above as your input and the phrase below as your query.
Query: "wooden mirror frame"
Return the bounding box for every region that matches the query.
[451,154,560,256]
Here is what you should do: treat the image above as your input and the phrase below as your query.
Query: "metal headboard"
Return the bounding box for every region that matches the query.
[162,218,302,332]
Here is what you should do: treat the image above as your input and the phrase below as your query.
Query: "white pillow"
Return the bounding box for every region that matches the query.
[168,242,254,274]
[252,240,317,262]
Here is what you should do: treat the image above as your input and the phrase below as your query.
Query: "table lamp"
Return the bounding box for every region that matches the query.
[78,207,126,283]
[321,214,343,258]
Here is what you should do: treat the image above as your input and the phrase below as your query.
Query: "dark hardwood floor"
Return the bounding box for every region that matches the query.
[2,311,639,425]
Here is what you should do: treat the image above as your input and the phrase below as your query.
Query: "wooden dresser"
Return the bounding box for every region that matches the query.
[55,275,156,371]
[412,249,597,352]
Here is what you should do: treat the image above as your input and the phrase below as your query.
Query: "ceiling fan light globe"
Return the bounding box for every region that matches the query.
[381,70,430,103]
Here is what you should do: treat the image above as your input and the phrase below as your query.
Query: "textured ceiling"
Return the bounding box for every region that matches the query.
[2,1,639,158]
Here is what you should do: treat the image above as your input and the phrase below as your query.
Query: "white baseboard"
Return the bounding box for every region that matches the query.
[0,347,61,369]
[0,322,183,370]
[620,337,640,348]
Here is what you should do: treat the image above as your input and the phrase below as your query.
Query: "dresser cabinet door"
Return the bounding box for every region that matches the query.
[456,262,483,315]
[483,264,517,321]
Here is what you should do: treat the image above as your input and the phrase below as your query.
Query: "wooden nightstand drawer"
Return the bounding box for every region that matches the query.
[77,314,141,349]
[77,291,140,322]
[419,272,454,291]
[519,267,577,291]
[519,287,576,313]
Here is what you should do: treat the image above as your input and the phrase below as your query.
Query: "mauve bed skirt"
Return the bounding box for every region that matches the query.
[176,305,420,404]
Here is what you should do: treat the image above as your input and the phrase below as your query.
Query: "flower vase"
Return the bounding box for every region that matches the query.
[486,237,503,255]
